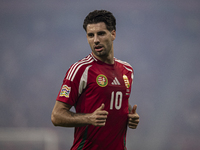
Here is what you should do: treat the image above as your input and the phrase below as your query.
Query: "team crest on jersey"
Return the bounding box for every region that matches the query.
[59,85,71,98]
[96,74,108,87]
[123,75,130,88]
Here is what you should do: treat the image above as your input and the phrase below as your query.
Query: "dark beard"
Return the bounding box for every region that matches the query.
[92,49,110,58]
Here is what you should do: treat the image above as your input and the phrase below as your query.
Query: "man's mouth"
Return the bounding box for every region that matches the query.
[94,45,103,52]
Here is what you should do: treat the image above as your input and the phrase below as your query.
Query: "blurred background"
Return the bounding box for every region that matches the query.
[0,0,200,149]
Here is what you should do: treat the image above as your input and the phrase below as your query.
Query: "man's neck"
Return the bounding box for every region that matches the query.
[92,52,114,64]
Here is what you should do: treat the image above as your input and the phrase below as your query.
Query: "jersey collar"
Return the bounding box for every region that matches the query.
[90,53,116,66]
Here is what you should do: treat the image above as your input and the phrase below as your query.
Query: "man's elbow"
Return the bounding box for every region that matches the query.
[51,111,59,126]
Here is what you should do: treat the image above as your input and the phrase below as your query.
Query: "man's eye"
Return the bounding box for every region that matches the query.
[98,32,105,35]
[88,34,94,37]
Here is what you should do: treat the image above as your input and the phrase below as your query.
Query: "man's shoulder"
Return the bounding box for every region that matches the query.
[115,58,133,71]
[70,54,95,68]
[66,54,94,81]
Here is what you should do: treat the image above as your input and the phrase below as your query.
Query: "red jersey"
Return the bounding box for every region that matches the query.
[56,53,134,150]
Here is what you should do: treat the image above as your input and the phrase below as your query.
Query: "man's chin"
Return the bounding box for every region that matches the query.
[93,50,103,56]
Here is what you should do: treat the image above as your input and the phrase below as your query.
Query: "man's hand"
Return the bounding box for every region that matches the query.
[88,104,108,126]
[128,104,140,129]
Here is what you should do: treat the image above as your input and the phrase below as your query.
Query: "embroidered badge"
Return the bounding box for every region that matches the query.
[59,85,71,98]
[123,75,130,88]
[96,74,108,87]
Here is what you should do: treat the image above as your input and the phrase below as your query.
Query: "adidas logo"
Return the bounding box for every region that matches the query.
[111,77,120,85]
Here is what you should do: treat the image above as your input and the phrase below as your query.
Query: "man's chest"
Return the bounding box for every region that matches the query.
[86,65,131,99]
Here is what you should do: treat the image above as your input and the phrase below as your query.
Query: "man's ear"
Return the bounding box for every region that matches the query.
[111,30,116,41]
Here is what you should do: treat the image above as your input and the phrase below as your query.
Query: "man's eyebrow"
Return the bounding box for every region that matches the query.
[98,31,106,33]
[87,30,106,35]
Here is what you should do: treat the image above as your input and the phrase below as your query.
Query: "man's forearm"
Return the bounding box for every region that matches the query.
[51,101,91,127]
[51,108,91,127]
[51,101,108,127]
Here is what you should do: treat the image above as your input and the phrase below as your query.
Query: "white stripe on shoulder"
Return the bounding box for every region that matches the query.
[115,59,132,67]
[115,59,131,66]
[115,58,133,72]
[71,59,94,81]
[124,65,133,72]
[66,55,93,81]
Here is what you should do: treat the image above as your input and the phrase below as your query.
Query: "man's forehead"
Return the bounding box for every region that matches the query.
[86,22,107,33]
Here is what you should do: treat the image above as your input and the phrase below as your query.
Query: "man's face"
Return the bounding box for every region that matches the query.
[86,22,116,59]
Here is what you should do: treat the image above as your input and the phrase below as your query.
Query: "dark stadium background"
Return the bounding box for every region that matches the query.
[0,0,200,149]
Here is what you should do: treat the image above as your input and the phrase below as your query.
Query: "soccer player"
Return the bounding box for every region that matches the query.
[51,10,140,150]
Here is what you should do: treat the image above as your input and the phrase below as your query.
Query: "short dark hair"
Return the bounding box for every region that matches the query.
[83,10,116,32]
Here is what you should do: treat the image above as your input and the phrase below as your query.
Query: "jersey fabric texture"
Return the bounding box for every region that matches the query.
[56,53,134,150]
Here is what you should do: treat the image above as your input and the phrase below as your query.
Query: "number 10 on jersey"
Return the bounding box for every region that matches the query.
[110,91,122,110]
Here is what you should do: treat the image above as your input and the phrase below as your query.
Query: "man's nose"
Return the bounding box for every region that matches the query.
[94,35,100,45]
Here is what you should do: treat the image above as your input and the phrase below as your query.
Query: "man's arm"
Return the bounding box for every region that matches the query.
[51,101,108,127]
